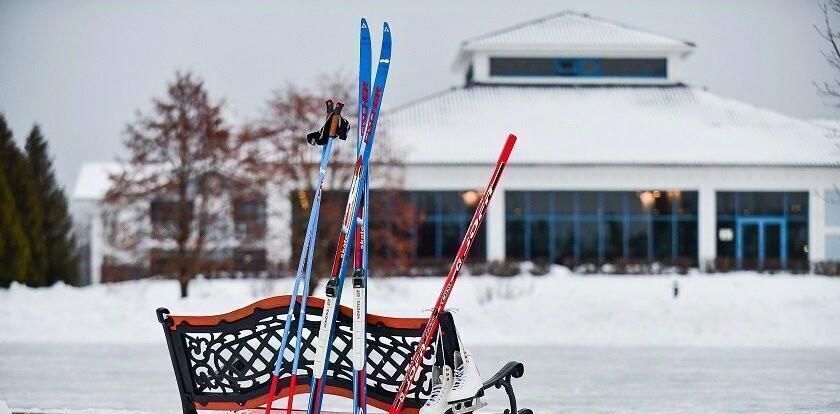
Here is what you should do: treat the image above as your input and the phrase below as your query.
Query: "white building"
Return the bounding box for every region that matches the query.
[73,11,840,284]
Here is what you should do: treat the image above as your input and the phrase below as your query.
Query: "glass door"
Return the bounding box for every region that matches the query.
[764,223,782,270]
[736,218,787,270]
[738,223,760,270]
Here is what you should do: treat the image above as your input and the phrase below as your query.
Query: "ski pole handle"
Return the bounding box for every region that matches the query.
[327,102,345,137]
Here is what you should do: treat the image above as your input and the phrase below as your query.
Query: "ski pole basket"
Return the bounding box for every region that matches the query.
[156,295,531,414]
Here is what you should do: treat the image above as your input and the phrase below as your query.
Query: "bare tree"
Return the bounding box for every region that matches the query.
[816,1,840,196]
[104,72,260,297]
[817,1,840,105]
[240,73,414,293]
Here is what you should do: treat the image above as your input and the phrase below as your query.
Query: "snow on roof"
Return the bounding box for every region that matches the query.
[73,161,121,200]
[384,85,840,167]
[74,87,838,201]
[459,11,694,55]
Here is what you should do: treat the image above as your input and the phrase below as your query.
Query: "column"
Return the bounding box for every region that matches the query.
[698,186,716,271]
[487,185,506,261]
[90,204,103,284]
[809,188,825,262]
[267,182,294,264]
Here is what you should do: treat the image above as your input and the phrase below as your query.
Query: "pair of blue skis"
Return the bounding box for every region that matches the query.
[309,19,389,414]
[351,17,374,414]
[263,18,391,414]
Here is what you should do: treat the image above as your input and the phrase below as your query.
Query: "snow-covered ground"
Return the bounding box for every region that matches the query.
[3,344,840,414]
[2,269,840,347]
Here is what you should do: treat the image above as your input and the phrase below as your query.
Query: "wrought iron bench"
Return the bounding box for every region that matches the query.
[157,295,530,414]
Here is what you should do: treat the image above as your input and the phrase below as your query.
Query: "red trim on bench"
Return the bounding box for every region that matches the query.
[167,295,427,331]
[194,384,419,414]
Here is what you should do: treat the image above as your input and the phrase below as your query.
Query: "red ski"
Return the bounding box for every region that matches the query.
[388,134,517,414]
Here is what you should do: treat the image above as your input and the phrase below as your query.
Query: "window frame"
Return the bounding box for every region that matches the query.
[505,190,698,266]
[489,57,668,78]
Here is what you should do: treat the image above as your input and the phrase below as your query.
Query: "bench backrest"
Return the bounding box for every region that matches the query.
[157,295,436,414]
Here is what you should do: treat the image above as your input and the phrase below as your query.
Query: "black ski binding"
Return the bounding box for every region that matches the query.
[325,277,339,297]
[352,269,366,287]
[307,99,350,146]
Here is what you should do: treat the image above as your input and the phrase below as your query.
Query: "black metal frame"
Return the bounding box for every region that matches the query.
[156,297,531,414]
[478,361,532,414]
[157,299,436,414]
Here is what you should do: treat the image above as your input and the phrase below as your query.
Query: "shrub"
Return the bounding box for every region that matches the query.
[814,261,840,276]
[467,262,488,276]
[574,262,598,274]
[528,260,551,276]
[488,260,520,277]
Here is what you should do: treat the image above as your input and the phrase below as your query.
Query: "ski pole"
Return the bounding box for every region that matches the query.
[263,101,345,414]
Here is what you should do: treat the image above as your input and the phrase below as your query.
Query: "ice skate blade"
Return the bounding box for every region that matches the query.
[449,396,488,414]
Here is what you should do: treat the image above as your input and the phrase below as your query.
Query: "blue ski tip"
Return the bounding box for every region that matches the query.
[361,18,368,28]
[383,22,390,32]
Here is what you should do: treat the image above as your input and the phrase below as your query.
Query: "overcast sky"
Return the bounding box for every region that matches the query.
[0,0,837,192]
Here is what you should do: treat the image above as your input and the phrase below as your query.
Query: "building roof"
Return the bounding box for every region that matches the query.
[384,85,839,167]
[457,11,694,60]
[74,86,838,201]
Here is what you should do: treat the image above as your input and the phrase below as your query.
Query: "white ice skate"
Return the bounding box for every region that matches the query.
[448,350,486,414]
[420,365,454,414]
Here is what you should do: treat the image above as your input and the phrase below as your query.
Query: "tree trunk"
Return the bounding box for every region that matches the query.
[179,277,189,298]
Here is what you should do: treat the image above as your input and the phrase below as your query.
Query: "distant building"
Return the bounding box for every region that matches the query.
[73,11,840,284]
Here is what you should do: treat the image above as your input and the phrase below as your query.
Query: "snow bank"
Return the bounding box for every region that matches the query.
[2,271,839,347]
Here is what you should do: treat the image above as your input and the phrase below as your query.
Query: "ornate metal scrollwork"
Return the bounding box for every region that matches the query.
[160,299,436,410]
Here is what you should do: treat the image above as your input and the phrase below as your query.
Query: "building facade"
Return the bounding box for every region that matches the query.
[385,11,840,271]
[72,11,840,283]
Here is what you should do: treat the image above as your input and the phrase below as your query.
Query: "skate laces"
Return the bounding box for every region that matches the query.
[452,363,467,389]
[425,382,445,406]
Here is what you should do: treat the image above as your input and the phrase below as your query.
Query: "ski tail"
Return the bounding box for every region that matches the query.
[353,17,373,414]
[388,134,517,414]
[307,22,391,414]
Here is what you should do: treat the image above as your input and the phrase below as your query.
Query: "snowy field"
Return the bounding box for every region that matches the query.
[2,344,840,414]
[2,270,840,347]
[2,271,840,413]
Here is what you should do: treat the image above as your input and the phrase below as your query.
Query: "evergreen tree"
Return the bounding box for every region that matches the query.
[26,126,80,285]
[0,116,34,286]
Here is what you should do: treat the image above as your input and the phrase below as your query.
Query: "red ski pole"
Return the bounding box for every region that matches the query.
[388,134,517,414]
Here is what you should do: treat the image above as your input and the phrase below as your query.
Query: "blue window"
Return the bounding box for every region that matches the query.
[408,191,486,262]
[825,189,840,226]
[716,192,808,270]
[291,190,486,271]
[489,57,667,78]
[505,190,698,267]
[827,236,840,260]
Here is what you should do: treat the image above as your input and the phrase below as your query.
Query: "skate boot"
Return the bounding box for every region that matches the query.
[420,365,454,414]
[448,350,486,414]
